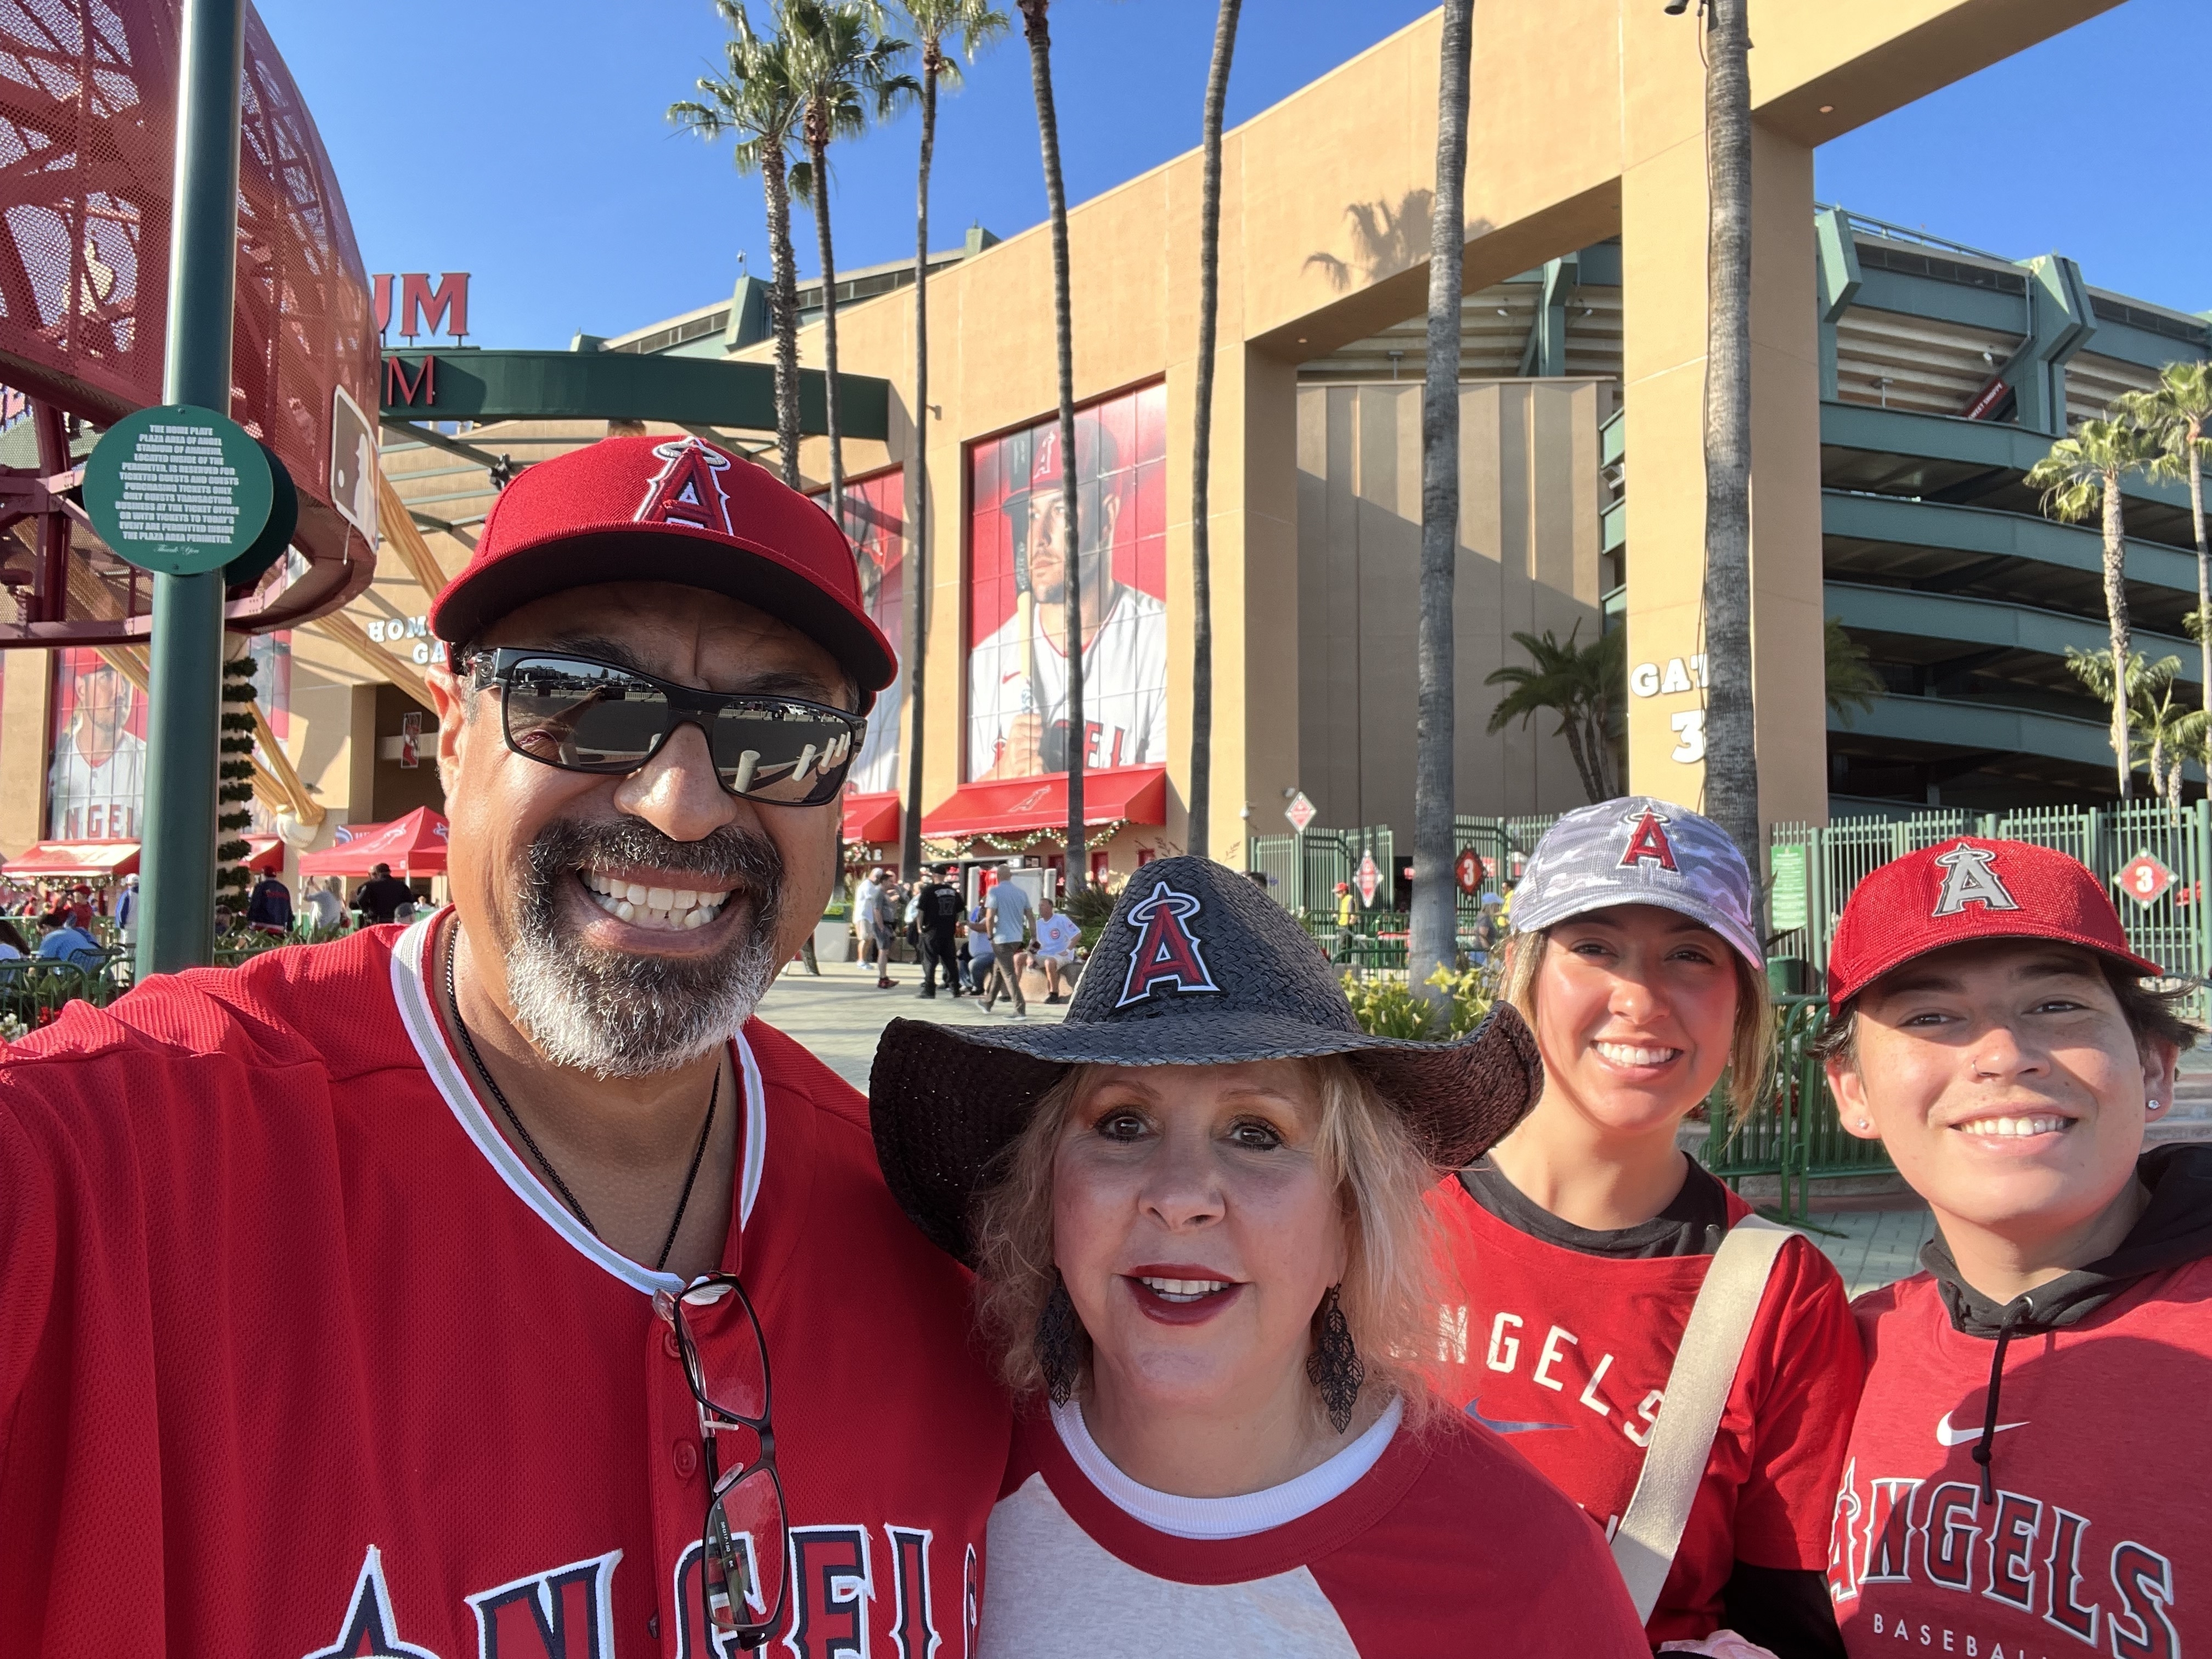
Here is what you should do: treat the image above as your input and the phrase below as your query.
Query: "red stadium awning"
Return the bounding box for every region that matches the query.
[2,839,140,880]
[299,806,450,877]
[921,765,1167,840]
[841,790,901,847]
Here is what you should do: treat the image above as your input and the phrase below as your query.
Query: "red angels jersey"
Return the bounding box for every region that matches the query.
[1831,1264,2212,1658]
[981,1406,1647,1656]
[0,914,1008,1659]
[966,585,1166,777]
[1429,1173,1863,1645]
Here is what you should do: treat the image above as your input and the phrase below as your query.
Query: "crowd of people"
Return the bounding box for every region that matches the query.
[0,435,2199,1658]
[851,860,1091,1009]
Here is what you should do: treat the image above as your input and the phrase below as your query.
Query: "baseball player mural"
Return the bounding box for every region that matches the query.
[47,648,148,840]
[966,383,1166,781]
[837,469,905,796]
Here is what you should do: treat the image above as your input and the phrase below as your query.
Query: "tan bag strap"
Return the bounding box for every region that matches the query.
[1609,1214,1793,1623]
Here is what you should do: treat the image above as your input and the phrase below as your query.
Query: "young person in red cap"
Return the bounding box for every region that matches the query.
[0,436,1007,1657]
[1816,837,2203,1657]
[1429,798,1860,1657]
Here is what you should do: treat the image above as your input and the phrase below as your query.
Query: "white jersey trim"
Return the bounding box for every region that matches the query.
[390,909,768,1296]
[1047,1395,1403,1541]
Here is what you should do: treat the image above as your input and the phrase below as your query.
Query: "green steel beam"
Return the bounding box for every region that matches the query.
[1821,487,2198,594]
[1831,691,2203,782]
[381,348,890,440]
[139,0,244,976]
[1825,580,2200,683]
[1815,206,1863,403]
[1818,402,2200,515]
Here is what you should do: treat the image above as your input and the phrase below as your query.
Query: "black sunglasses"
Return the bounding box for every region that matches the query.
[463,648,865,808]
[658,1275,788,1652]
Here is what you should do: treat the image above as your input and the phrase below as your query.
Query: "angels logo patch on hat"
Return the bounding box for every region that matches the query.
[634,438,734,536]
[1826,836,2163,1008]
[1617,806,1679,872]
[1116,882,1221,1008]
[1508,796,1762,970]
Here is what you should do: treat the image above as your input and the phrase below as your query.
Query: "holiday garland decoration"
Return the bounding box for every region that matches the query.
[216,654,257,915]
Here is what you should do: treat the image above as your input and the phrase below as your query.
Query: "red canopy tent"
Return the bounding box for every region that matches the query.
[298,808,449,877]
[243,836,286,873]
[2,839,142,881]
[841,789,901,847]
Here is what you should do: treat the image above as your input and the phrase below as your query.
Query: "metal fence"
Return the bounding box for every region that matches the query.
[1770,799,2212,1018]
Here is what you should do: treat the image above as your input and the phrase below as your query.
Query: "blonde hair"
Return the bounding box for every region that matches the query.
[1499,922,1773,1122]
[971,1055,1453,1427]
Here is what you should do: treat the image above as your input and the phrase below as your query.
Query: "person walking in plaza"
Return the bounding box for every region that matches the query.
[916,862,966,998]
[1031,893,1079,1003]
[855,864,899,988]
[967,891,997,993]
[1811,837,2209,1654]
[869,856,1647,1656]
[981,873,1034,1017]
[112,871,138,949]
[354,860,414,926]
[0,436,1007,1657]
[245,869,293,934]
[1429,798,1860,1656]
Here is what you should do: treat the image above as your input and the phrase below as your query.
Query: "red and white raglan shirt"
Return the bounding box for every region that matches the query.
[1831,1257,2212,1657]
[1431,1157,1863,1650]
[980,1395,1649,1656]
[0,915,1009,1659]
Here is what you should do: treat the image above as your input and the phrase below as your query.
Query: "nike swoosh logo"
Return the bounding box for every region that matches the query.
[1936,1410,2028,1447]
[1467,1400,1571,1436]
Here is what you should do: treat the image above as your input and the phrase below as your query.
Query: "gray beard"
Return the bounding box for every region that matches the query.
[500,817,786,1079]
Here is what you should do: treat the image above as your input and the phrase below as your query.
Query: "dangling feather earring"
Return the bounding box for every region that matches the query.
[1037,1273,1085,1406]
[1307,1284,1364,1434]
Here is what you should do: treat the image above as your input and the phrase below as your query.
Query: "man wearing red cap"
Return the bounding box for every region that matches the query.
[1814,837,2212,1656]
[0,436,1007,1658]
[968,419,1165,780]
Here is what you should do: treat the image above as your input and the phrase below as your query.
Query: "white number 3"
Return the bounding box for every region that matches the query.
[1670,709,1706,765]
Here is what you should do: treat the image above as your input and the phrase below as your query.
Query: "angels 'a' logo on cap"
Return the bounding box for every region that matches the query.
[1116,882,1222,1008]
[1031,425,1062,489]
[1618,807,1679,872]
[1932,842,2021,917]
[635,438,734,536]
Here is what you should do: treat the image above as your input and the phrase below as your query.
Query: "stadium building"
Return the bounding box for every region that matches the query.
[0,0,2174,894]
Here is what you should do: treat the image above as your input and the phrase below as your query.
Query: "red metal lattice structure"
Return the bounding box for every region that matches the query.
[0,0,378,647]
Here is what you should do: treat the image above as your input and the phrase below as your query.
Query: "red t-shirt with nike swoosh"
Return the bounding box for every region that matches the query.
[1429,1169,1862,1646]
[1831,1263,2212,1657]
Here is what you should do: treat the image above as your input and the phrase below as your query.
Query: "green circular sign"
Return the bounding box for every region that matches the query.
[82,404,275,577]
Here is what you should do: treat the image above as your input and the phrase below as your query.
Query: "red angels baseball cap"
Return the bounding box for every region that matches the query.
[427,435,896,709]
[1826,836,2163,1009]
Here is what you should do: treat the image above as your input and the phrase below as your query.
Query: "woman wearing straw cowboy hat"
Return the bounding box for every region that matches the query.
[871,856,1648,1656]
[1429,799,1861,1657]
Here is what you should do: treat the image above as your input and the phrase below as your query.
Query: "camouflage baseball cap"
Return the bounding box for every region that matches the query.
[1509,796,1762,969]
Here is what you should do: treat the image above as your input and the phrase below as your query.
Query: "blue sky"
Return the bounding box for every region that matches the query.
[258,0,2207,350]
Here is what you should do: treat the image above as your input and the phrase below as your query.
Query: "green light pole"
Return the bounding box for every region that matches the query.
[137,0,245,977]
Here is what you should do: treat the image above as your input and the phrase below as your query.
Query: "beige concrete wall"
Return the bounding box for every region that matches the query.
[0,647,51,857]
[1296,379,1604,836]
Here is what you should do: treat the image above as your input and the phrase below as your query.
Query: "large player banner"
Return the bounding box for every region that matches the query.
[966,382,1167,782]
[837,468,905,796]
[48,648,148,840]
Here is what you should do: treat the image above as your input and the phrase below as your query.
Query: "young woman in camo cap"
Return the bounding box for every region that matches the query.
[1428,798,1861,1658]
[868,855,1647,1657]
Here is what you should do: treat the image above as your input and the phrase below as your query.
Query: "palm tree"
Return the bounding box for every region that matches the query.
[1699,0,1758,866]
[1405,0,1473,1003]
[1484,623,1624,803]
[1017,0,1085,876]
[1186,0,1240,865]
[2029,417,2159,797]
[670,3,808,487]
[1825,616,1884,725]
[785,0,916,536]
[891,0,1006,883]
[2065,647,2202,819]
[2121,362,2212,729]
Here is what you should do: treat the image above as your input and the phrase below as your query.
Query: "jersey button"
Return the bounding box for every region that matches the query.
[673,1438,699,1480]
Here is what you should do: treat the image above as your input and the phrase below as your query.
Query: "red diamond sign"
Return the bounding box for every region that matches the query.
[1454,849,1486,895]
[1355,850,1382,907]
[1285,790,1318,834]
[2118,853,2174,907]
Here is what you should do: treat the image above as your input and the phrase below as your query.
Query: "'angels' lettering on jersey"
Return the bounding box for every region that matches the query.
[1834,1261,2212,1659]
[309,1526,940,1659]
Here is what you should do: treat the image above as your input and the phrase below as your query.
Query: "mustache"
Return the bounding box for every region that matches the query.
[526,816,785,924]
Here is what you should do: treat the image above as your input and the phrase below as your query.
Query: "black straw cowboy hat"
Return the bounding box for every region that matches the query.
[869,855,1542,1265]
